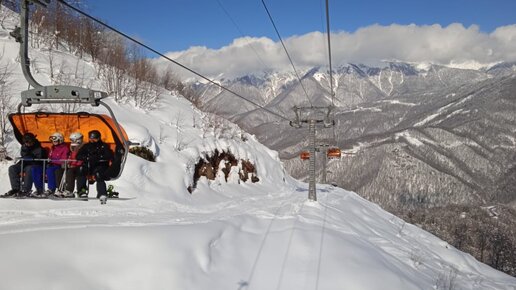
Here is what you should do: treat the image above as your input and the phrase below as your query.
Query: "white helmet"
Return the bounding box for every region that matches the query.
[49,132,64,143]
[69,132,83,144]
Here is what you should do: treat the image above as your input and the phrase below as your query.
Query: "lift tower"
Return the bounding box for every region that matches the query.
[290,106,334,201]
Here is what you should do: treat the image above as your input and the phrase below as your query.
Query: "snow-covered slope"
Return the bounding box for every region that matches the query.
[2,183,515,290]
[0,6,514,290]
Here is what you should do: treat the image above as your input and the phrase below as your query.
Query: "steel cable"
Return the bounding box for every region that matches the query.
[260,0,313,107]
[56,0,291,122]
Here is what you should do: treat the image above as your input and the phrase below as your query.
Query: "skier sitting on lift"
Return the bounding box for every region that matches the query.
[31,132,70,198]
[61,132,88,198]
[76,130,114,199]
[4,133,46,197]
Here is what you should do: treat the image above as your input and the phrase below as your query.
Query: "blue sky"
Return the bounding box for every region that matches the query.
[83,0,516,79]
[85,0,516,52]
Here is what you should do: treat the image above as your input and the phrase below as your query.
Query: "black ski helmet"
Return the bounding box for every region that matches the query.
[88,130,101,140]
[22,132,37,143]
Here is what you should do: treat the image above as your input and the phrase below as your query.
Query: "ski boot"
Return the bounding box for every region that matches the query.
[1,189,19,198]
[107,185,119,198]
[77,188,89,198]
[16,190,32,199]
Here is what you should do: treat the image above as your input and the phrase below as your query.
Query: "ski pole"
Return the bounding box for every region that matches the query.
[59,160,68,192]
[19,159,24,192]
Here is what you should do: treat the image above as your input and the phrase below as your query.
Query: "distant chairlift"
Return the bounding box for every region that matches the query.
[300,147,342,160]
[300,150,310,161]
[326,147,342,159]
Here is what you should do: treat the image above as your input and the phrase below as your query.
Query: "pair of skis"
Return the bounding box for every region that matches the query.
[0,192,134,204]
[51,196,135,204]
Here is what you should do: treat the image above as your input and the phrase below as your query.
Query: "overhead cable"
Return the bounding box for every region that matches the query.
[315,195,330,290]
[56,0,290,122]
[215,0,269,70]
[325,0,335,106]
[260,0,313,107]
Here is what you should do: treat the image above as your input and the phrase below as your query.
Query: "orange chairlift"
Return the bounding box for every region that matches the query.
[300,147,342,160]
[9,0,131,180]
[300,150,310,160]
[326,147,342,159]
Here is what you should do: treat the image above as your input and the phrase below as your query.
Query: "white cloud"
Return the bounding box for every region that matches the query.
[154,23,516,80]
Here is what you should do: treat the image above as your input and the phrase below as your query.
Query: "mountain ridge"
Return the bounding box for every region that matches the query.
[189,64,516,275]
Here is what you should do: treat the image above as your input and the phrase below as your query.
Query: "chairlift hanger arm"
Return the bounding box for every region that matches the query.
[14,0,110,109]
[18,0,42,89]
[16,0,52,88]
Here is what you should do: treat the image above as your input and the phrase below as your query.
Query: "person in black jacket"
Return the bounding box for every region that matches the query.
[4,132,46,197]
[76,130,114,198]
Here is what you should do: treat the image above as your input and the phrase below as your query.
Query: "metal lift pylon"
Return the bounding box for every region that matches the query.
[290,105,335,201]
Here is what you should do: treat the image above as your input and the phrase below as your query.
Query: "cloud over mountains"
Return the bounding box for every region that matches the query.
[157,23,516,80]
